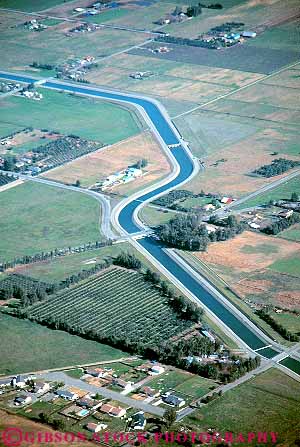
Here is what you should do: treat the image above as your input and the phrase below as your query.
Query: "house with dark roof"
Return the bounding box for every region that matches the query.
[55,389,78,401]
[162,394,185,408]
[131,411,146,430]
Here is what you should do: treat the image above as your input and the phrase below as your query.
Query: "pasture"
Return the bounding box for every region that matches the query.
[184,368,300,447]
[0,313,126,375]
[25,267,193,346]
[1,89,141,145]
[277,224,300,242]
[0,182,102,262]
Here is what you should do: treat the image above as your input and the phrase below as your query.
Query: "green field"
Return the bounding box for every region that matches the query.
[277,223,300,242]
[271,312,300,334]
[1,89,141,145]
[269,255,300,278]
[25,267,193,346]
[234,175,300,208]
[0,182,102,262]
[0,313,126,375]
[0,0,72,11]
[12,244,133,282]
[140,206,177,226]
[184,368,300,447]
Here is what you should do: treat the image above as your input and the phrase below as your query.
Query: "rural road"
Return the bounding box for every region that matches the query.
[1,70,299,380]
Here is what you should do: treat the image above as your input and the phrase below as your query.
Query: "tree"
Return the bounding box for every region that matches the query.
[164,408,177,428]
[291,192,299,202]
[3,156,16,171]
[75,179,81,187]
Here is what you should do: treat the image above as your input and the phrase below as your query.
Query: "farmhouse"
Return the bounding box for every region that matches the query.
[278,209,293,219]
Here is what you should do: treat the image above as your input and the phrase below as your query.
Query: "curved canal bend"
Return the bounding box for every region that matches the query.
[0,72,286,359]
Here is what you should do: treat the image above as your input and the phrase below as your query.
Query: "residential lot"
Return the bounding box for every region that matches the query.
[0,313,126,375]
[184,368,300,447]
[0,182,102,262]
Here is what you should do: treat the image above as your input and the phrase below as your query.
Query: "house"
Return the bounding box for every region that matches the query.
[221,197,233,205]
[242,31,256,38]
[203,204,215,211]
[249,222,260,230]
[110,406,126,418]
[86,422,107,433]
[150,365,165,375]
[278,209,293,219]
[55,389,78,401]
[113,378,132,392]
[77,397,101,410]
[202,330,216,343]
[0,378,12,388]
[205,224,217,234]
[12,375,28,388]
[131,412,146,430]
[162,394,185,408]
[14,395,32,406]
[140,386,160,398]
[85,368,108,378]
[34,382,50,394]
[99,403,126,418]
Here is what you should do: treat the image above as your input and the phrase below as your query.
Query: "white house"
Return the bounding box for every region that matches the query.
[34,382,50,394]
[55,389,78,401]
[86,422,107,433]
[150,365,165,375]
[14,395,32,406]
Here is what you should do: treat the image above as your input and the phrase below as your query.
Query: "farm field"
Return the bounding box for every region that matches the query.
[0,182,102,262]
[140,206,177,226]
[271,311,300,334]
[45,131,171,194]
[234,174,300,208]
[191,231,300,311]
[9,243,133,282]
[0,11,149,72]
[183,126,300,197]
[270,255,300,278]
[277,223,300,242]
[0,88,141,145]
[0,313,126,375]
[184,368,300,447]
[0,0,73,11]
[25,267,194,346]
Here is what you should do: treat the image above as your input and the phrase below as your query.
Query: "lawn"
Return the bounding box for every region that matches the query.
[234,174,300,209]
[0,182,102,262]
[1,89,141,145]
[269,255,300,278]
[11,243,132,282]
[0,313,127,375]
[184,368,300,447]
[174,375,217,399]
[147,370,200,393]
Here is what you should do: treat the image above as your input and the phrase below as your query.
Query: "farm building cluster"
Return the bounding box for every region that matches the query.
[92,166,144,191]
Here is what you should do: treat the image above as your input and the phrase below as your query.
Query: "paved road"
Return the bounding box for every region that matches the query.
[37,371,165,417]
[228,169,300,210]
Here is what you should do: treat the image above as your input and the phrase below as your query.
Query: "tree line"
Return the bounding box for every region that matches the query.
[156,213,245,250]
[256,310,299,342]
[261,212,300,235]
[254,158,300,178]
